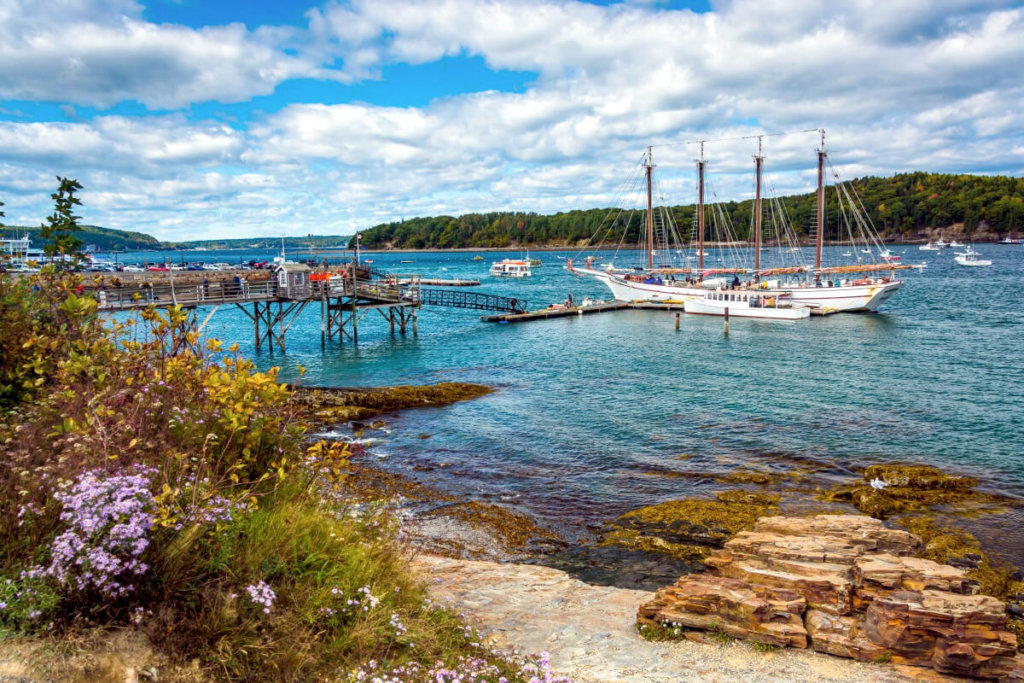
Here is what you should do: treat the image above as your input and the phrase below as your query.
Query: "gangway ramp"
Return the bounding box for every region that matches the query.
[419,288,527,314]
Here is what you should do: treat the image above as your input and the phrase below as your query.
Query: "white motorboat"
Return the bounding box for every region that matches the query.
[684,290,810,320]
[489,259,532,277]
[934,239,950,249]
[949,240,964,247]
[954,248,991,267]
[919,242,941,251]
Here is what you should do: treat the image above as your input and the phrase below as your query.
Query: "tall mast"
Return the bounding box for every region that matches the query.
[754,136,763,275]
[815,129,826,275]
[646,146,654,270]
[697,141,706,273]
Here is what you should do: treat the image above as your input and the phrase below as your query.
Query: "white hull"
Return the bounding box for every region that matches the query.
[684,297,810,320]
[579,268,902,312]
[955,256,991,267]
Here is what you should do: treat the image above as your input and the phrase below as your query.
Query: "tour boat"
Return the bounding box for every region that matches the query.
[684,290,810,320]
[954,248,992,267]
[568,130,912,313]
[489,259,532,277]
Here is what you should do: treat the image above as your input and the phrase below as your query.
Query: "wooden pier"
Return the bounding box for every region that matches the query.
[96,273,421,353]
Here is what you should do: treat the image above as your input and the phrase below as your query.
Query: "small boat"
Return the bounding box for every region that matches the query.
[880,249,901,262]
[954,248,992,267]
[529,258,542,267]
[472,255,484,260]
[934,239,949,249]
[489,259,532,277]
[919,242,940,251]
[683,290,810,320]
[949,240,964,247]
[400,259,416,263]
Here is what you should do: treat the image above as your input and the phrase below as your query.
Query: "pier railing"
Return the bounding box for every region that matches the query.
[96,275,421,311]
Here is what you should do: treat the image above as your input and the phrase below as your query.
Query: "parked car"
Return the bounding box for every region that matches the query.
[121,265,144,272]
[147,265,169,272]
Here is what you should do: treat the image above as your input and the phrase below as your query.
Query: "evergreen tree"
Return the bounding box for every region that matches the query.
[40,177,85,267]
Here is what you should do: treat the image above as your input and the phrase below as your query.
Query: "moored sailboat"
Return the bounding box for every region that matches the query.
[569,131,913,312]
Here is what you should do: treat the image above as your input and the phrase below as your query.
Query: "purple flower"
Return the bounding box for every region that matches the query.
[244,580,276,614]
[40,467,156,598]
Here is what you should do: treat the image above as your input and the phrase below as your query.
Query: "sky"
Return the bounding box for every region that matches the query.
[1,0,1022,242]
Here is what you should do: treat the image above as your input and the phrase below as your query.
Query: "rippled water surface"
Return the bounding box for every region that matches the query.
[189,245,1024,537]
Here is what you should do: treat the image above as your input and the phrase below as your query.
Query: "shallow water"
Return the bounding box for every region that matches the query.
[186,244,1024,543]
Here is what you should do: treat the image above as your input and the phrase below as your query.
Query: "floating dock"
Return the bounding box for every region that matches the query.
[481,301,628,322]
[483,299,837,322]
[414,278,480,286]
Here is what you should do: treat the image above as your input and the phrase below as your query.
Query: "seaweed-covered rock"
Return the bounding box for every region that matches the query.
[819,464,1012,519]
[293,383,492,426]
[598,491,779,561]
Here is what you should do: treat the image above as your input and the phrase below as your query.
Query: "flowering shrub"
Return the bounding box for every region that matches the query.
[43,468,155,598]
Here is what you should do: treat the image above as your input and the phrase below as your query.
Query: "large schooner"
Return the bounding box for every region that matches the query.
[569,131,916,313]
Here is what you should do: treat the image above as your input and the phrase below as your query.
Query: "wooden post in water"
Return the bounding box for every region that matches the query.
[254,302,260,351]
[412,310,418,336]
[351,267,358,345]
[675,312,680,330]
[724,307,729,335]
[320,287,326,349]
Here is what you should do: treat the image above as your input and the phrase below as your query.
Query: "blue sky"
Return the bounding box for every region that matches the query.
[1,0,1022,241]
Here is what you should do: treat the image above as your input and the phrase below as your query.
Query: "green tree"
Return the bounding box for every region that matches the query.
[40,177,85,267]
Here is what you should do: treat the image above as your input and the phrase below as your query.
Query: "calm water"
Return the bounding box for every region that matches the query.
[174,244,1024,540]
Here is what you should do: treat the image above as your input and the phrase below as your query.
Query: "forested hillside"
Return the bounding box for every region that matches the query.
[353,172,1024,249]
[0,224,160,251]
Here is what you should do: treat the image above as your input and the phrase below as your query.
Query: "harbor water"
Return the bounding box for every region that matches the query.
[170,244,1024,548]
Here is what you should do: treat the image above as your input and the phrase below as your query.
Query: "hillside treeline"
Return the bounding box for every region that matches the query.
[353,172,1024,249]
[1,224,160,251]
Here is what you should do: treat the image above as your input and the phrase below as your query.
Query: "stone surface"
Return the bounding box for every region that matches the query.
[413,554,914,683]
[638,574,808,647]
[864,590,1017,678]
[640,514,1021,680]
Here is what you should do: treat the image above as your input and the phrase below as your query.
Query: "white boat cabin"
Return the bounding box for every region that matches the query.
[490,259,532,278]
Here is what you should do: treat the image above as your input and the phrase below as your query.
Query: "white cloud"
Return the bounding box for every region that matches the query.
[1,0,1022,240]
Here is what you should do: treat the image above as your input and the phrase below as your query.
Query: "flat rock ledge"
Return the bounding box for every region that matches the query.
[639,514,1024,682]
[413,554,918,683]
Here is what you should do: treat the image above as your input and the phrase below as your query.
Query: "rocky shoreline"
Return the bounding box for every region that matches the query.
[304,384,1024,680]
